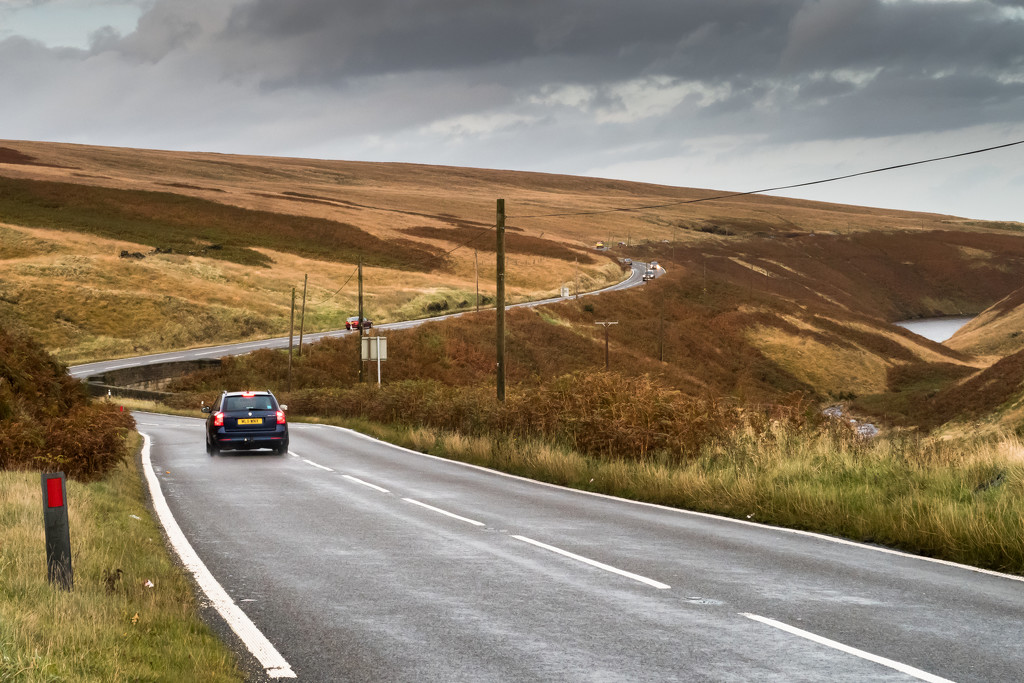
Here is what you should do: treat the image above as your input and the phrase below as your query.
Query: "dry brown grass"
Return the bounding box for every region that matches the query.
[6,138,1024,416]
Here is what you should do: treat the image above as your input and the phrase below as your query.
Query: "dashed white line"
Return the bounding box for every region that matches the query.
[302,459,334,472]
[403,498,485,527]
[741,614,953,683]
[139,433,295,679]
[343,475,390,493]
[513,535,670,590]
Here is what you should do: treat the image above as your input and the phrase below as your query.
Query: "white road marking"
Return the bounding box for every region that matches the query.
[319,425,1024,586]
[161,355,185,361]
[403,498,485,526]
[512,535,670,590]
[343,475,390,493]
[741,613,953,683]
[139,433,295,679]
[302,459,334,472]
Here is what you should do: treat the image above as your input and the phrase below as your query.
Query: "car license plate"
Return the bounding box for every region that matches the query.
[237,418,263,425]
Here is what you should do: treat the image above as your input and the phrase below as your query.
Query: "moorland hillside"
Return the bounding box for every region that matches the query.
[3,139,1024,426]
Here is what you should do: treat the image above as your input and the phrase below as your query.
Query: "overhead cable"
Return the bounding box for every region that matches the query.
[509,139,1024,219]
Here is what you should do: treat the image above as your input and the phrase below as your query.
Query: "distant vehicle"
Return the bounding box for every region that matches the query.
[623,258,632,265]
[345,316,372,331]
[643,270,656,281]
[202,390,288,455]
[650,261,659,268]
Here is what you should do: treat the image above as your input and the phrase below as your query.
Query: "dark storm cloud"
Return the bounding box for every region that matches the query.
[215,0,798,86]
[207,0,1021,85]
[3,0,1023,219]
[127,0,1017,145]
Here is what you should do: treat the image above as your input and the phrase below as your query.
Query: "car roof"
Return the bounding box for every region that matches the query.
[222,390,273,396]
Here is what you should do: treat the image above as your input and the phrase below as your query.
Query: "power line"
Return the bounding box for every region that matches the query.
[307,223,496,306]
[509,139,1024,219]
[313,266,359,305]
[442,223,498,256]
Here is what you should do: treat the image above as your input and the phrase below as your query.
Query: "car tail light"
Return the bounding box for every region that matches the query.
[213,412,224,427]
[276,410,286,425]
[241,391,255,397]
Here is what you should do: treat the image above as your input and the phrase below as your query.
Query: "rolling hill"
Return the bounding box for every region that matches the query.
[3,139,1024,430]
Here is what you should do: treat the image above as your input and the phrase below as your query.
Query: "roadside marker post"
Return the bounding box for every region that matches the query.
[41,472,74,590]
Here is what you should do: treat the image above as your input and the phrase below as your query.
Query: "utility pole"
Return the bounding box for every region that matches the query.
[574,257,579,299]
[358,258,364,383]
[298,273,307,357]
[703,258,707,301]
[594,321,618,370]
[475,249,480,313]
[659,309,665,362]
[496,199,506,402]
[287,287,295,392]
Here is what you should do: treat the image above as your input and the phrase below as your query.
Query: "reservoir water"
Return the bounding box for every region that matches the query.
[893,316,974,343]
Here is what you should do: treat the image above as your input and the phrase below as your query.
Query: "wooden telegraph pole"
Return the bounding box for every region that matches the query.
[595,321,618,370]
[496,199,506,402]
[358,258,365,383]
[475,249,480,313]
[298,273,307,357]
[287,287,295,391]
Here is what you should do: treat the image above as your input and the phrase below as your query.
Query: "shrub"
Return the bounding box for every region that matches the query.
[0,328,135,480]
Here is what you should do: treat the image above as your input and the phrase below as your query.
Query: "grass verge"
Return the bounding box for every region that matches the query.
[0,433,241,682]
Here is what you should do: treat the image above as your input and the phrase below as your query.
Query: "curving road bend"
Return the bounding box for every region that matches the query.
[137,413,1024,682]
[68,263,652,380]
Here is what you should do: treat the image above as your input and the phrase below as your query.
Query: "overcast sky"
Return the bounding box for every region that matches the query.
[2,0,1023,221]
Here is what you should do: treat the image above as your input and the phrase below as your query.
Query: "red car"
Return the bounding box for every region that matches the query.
[345,315,372,331]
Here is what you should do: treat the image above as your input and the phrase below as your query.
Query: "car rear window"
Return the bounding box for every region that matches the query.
[223,395,276,411]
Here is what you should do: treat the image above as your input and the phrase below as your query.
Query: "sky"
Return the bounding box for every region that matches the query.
[1,0,1023,221]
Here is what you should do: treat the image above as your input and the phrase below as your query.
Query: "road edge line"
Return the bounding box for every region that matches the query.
[139,432,296,679]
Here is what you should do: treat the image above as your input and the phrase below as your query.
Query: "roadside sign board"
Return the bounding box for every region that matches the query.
[361,336,388,361]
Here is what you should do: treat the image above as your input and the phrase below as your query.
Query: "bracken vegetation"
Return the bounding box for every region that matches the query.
[0,327,134,480]
[0,175,446,271]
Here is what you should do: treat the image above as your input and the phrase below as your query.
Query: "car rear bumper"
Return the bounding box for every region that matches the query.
[214,429,288,450]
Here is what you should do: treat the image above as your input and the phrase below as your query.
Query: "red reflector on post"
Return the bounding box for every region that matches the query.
[46,478,64,508]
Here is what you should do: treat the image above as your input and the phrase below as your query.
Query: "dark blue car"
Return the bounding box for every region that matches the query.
[203,390,289,455]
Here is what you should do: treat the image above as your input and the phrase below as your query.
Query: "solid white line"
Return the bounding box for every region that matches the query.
[343,475,390,493]
[741,613,953,683]
[302,459,334,472]
[139,433,295,679]
[403,498,485,526]
[513,535,670,590]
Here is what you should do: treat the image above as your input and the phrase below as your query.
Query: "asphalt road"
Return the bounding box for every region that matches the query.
[137,413,1024,682]
[68,262,652,380]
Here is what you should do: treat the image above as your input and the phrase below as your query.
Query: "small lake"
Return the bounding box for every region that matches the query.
[893,316,974,343]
